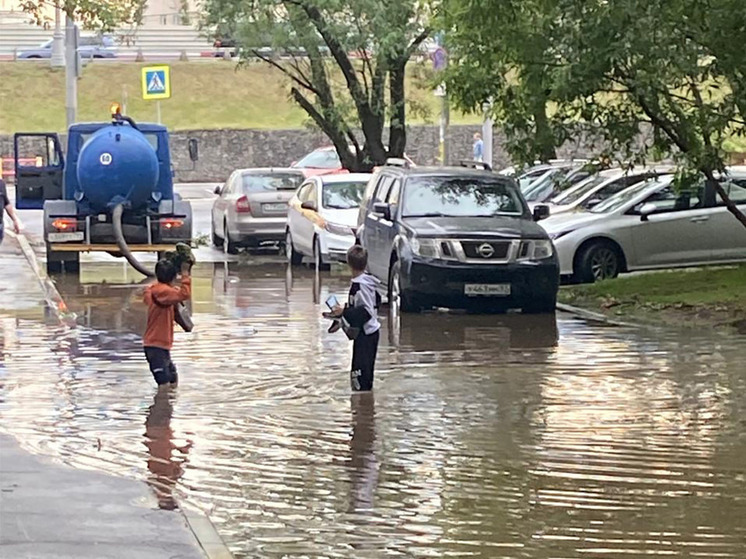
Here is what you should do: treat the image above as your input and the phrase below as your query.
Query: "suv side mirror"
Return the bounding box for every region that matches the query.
[213,185,222,195]
[533,204,550,221]
[639,203,656,221]
[373,202,392,221]
[301,200,317,212]
[188,138,199,162]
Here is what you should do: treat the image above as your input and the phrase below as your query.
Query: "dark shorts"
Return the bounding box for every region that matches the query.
[144,346,178,386]
[351,330,379,392]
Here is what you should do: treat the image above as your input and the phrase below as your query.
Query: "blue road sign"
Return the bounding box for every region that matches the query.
[141,66,171,100]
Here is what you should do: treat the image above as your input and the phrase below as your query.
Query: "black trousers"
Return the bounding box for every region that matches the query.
[351,330,379,392]
[144,346,178,386]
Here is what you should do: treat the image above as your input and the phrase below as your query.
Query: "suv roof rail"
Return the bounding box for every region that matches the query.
[385,157,411,168]
[459,160,492,171]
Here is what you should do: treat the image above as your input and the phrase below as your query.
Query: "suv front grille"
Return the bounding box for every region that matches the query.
[460,240,511,260]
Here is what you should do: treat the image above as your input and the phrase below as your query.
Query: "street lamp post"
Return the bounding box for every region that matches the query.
[481,99,493,169]
[65,16,78,128]
[50,4,65,67]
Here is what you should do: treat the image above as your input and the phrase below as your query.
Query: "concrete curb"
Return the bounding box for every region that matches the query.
[183,509,235,559]
[556,302,649,329]
[5,230,77,327]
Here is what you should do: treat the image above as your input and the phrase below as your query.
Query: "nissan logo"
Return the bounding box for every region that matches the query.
[477,243,495,258]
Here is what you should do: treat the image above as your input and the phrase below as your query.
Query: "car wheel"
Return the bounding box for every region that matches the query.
[313,236,330,271]
[389,260,419,313]
[286,230,302,266]
[523,295,557,314]
[223,220,239,255]
[577,241,621,283]
[211,220,224,248]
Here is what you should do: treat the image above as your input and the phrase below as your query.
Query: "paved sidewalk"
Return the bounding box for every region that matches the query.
[0,435,208,559]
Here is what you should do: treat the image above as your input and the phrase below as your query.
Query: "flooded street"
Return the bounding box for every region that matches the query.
[1,261,746,558]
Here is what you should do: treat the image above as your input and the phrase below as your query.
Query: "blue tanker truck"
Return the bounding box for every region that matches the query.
[13,106,197,276]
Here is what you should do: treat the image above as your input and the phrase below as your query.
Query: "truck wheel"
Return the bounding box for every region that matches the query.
[46,255,63,275]
[223,220,239,255]
[389,260,419,313]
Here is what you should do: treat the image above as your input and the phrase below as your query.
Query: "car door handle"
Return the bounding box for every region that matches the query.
[690,216,710,223]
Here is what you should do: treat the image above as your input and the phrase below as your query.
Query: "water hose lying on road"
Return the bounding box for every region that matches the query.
[112,203,155,278]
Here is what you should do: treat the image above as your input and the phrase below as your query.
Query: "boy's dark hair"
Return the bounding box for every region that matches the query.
[347,245,368,271]
[155,259,177,284]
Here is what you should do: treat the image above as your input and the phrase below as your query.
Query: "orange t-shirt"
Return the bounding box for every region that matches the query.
[143,277,192,350]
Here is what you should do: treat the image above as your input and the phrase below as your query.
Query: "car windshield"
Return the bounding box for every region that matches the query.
[524,169,573,202]
[293,149,341,169]
[518,169,548,191]
[242,173,304,192]
[550,175,608,205]
[402,176,524,218]
[322,180,367,209]
[590,178,664,213]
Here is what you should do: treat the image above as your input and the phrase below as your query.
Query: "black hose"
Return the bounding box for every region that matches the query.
[112,203,154,278]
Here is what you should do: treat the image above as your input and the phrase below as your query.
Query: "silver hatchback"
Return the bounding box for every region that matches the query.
[211,168,306,253]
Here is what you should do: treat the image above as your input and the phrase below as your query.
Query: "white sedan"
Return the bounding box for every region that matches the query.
[540,173,746,282]
[285,173,372,268]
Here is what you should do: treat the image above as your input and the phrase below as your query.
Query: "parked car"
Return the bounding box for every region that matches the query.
[540,172,746,283]
[285,173,371,268]
[18,34,117,59]
[536,165,675,215]
[516,160,590,192]
[291,146,416,177]
[356,161,560,313]
[522,163,598,204]
[211,168,306,253]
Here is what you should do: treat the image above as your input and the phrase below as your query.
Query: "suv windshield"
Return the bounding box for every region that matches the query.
[402,176,524,218]
[322,180,366,209]
[242,173,304,192]
[294,150,341,169]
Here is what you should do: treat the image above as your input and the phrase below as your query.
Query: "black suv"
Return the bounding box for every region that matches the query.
[356,162,560,313]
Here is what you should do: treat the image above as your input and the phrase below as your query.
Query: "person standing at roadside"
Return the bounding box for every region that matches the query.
[0,178,22,245]
[473,133,484,162]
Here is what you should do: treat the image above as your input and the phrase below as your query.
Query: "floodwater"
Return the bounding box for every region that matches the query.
[1,262,746,558]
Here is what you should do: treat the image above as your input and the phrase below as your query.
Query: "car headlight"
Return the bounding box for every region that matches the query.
[517,239,554,261]
[410,237,440,258]
[324,221,354,236]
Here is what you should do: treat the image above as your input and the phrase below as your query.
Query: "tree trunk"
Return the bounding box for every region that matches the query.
[525,68,556,162]
[388,61,407,160]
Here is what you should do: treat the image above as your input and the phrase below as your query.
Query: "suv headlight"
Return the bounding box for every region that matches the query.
[517,239,554,261]
[410,237,440,258]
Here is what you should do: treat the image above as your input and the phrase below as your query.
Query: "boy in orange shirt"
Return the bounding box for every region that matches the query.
[143,259,192,386]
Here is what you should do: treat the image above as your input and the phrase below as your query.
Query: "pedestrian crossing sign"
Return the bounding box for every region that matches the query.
[141,65,171,100]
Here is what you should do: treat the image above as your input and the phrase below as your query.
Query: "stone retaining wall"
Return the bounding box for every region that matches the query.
[1,124,593,183]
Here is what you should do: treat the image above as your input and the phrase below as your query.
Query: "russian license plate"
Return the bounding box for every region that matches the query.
[465,283,511,296]
[263,203,287,212]
[48,232,84,242]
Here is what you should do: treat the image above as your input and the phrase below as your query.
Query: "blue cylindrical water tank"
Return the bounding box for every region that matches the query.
[77,124,159,212]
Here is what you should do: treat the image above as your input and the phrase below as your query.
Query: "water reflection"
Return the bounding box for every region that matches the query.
[144,387,192,511]
[1,262,746,558]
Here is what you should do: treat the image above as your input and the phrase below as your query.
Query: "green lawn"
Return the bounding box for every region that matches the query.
[559,266,746,331]
[0,60,480,133]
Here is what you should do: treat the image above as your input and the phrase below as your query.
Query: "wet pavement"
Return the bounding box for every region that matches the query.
[1,258,746,558]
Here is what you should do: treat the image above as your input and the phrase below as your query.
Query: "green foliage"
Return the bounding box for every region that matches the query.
[443,0,746,227]
[201,0,432,171]
[20,1,145,30]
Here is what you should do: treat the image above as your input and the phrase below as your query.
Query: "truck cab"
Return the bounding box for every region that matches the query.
[14,113,198,274]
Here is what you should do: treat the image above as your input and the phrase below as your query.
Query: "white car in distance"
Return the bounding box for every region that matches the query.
[286,173,372,268]
[540,173,746,282]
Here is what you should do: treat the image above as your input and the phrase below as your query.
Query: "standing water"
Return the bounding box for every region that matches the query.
[1,263,745,558]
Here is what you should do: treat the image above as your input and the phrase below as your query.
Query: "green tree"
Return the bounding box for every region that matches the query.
[549,0,746,228]
[202,0,431,171]
[21,1,145,29]
[442,0,562,164]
